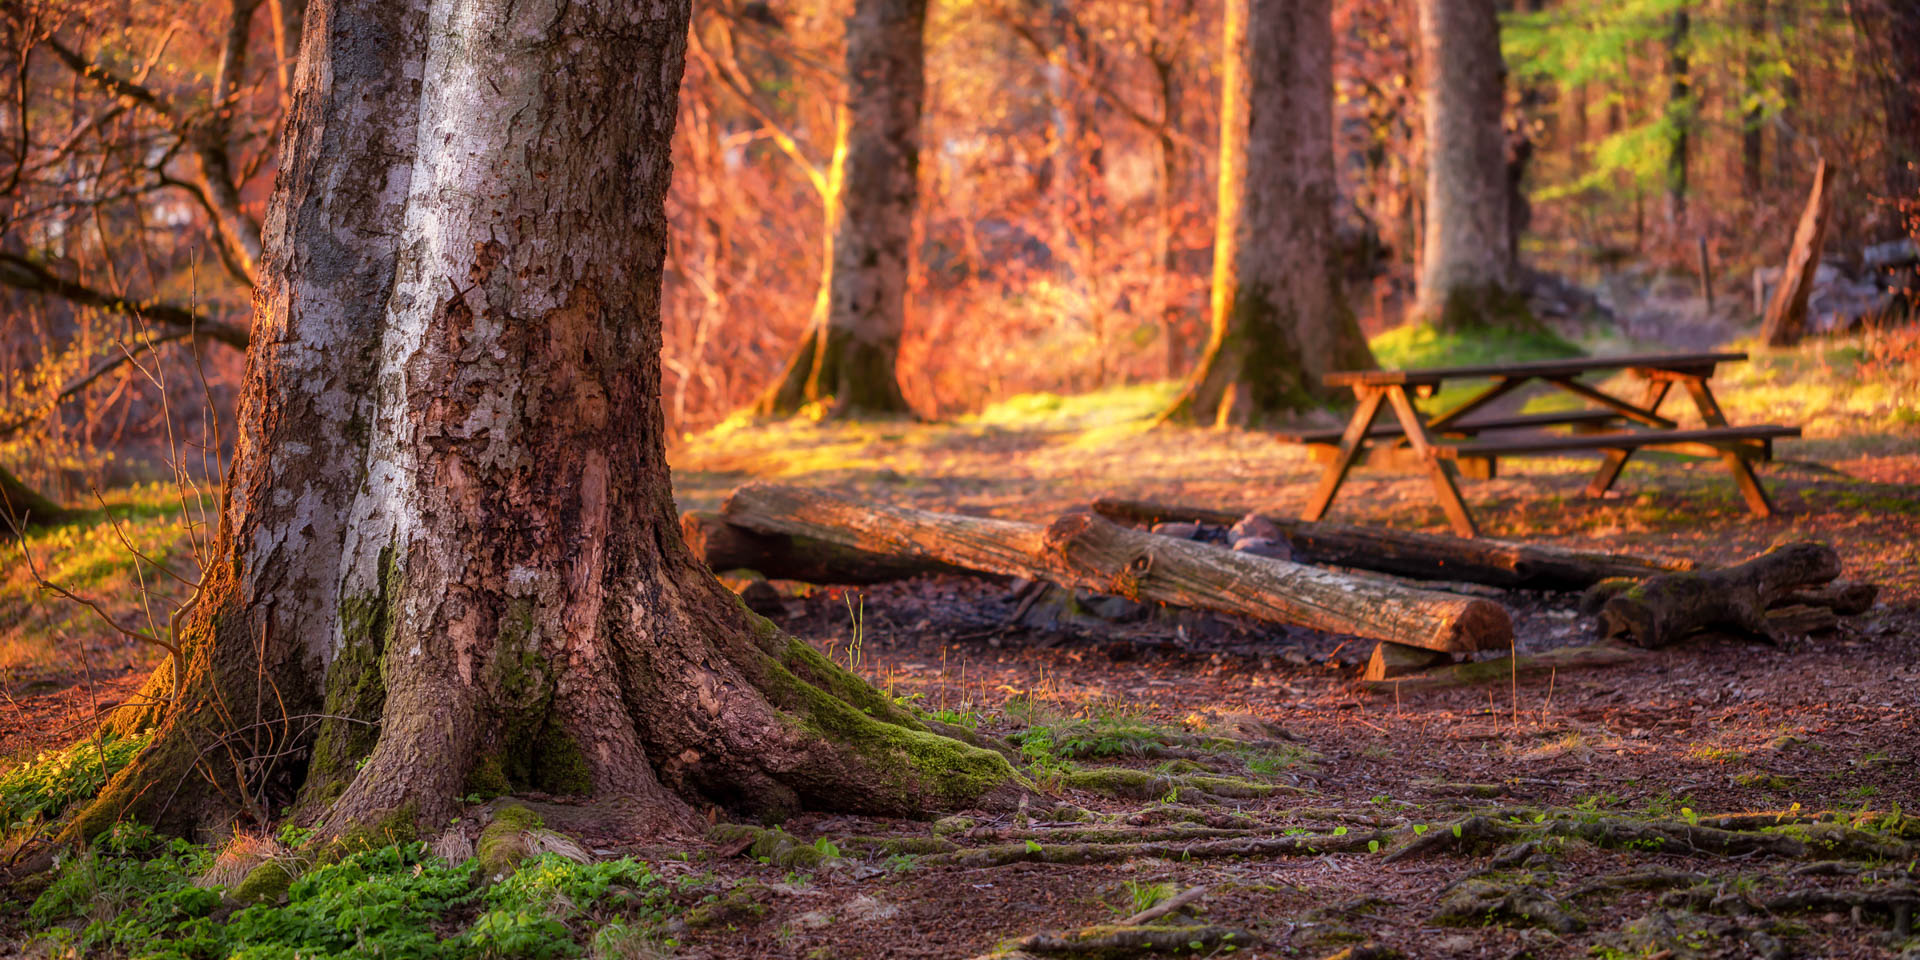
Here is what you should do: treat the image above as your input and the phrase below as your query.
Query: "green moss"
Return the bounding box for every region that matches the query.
[706,825,831,869]
[464,756,512,800]
[477,804,544,877]
[230,861,295,905]
[324,804,419,865]
[757,640,1018,812]
[1060,768,1167,800]
[683,882,766,928]
[308,544,400,791]
[1180,775,1280,799]
[931,816,975,836]
[531,728,591,796]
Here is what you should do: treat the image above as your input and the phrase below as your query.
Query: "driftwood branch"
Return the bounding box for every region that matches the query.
[722,484,1512,652]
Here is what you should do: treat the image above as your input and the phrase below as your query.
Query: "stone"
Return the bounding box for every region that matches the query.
[1229,512,1282,542]
[1233,537,1292,562]
[736,578,784,617]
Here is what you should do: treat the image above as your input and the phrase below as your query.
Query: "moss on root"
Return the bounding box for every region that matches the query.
[477,804,545,878]
[230,860,296,905]
[758,638,1022,812]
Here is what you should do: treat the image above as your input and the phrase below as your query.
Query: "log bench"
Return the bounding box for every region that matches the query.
[1302,352,1802,537]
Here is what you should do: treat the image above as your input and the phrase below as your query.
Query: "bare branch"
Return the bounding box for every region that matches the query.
[0,252,249,346]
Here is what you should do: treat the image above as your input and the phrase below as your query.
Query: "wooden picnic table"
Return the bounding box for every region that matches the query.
[1293,351,1800,538]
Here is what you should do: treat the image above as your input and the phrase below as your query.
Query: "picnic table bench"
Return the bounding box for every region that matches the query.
[1291,351,1800,538]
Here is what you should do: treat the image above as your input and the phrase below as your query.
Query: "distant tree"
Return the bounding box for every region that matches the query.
[758,0,928,417]
[1413,0,1527,331]
[1664,2,1691,223]
[72,0,1012,842]
[1159,0,1373,426]
[1853,0,1920,235]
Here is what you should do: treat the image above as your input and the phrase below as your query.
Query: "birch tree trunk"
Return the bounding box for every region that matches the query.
[1159,0,1373,426]
[757,0,926,417]
[73,0,1012,844]
[1412,0,1528,331]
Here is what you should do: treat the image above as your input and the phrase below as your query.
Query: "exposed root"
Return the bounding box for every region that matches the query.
[920,828,1385,869]
[1432,875,1585,933]
[1384,813,1914,863]
[972,924,1256,959]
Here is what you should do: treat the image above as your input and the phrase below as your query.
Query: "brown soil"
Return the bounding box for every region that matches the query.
[3,441,1917,958]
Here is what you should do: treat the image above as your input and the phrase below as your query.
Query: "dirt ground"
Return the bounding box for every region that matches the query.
[4,386,1919,958]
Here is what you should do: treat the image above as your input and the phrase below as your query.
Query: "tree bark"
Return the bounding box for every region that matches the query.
[757,0,925,417]
[73,0,1013,845]
[1088,497,1693,590]
[1160,0,1373,426]
[1412,0,1527,331]
[723,484,1514,652]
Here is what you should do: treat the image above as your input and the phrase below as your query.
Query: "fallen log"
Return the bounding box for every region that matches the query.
[1090,496,1692,590]
[723,483,1513,652]
[1778,579,1878,616]
[1599,542,1842,648]
[681,510,973,584]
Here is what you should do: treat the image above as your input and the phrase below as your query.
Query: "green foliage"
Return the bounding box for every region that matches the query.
[1,733,148,830]
[29,827,698,960]
[1369,322,1583,372]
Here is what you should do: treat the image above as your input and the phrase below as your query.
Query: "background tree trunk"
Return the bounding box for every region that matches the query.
[77,0,1011,844]
[758,0,926,417]
[1159,0,1373,426]
[1412,0,1526,331]
[1665,4,1691,225]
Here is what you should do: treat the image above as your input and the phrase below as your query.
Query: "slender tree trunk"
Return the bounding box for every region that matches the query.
[757,0,926,417]
[1159,0,1373,427]
[267,0,305,112]
[1742,0,1767,196]
[1665,4,1691,225]
[76,0,1012,845]
[1412,0,1526,331]
[1856,0,1920,229]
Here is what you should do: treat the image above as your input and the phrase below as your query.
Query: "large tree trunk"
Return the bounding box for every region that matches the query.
[1412,0,1528,331]
[757,0,925,417]
[74,0,1012,845]
[1160,0,1373,426]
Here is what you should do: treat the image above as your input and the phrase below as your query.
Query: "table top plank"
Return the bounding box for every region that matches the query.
[1324,351,1747,387]
[1433,423,1799,458]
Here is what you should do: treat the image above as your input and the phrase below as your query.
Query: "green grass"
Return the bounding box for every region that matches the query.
[3,482,209,676]
[1368,321,1585,411]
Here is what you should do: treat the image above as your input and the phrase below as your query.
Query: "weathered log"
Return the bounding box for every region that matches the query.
[1764,604,1839,636]
[681,510,974,584]
[723,483,1513,652]
[1777,579,1878,615]
[1090,496,1692,590]
[1599,542,1842,648]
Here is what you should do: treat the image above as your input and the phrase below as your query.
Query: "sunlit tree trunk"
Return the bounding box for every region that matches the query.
[757,0,926,417]
[1159,0,1374,426]
[75,0,1011,844]
[1412,0,1526,330]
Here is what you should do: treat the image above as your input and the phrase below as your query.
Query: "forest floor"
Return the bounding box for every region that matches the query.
[2,328,1919,958]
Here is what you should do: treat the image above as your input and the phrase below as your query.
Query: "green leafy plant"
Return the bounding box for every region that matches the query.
[1,733,148,830]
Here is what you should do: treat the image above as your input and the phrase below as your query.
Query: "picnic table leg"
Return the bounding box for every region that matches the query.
[1584,380,1672,497]
[1303,386,1386,522]
[1681,379,1777,517]
[1382,386,1479,538]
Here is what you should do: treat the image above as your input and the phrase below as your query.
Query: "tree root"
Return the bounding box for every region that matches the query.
[1659,879,1919,935]
[1384,814,1914,863]
[920,829,1385,869]
[1433,875,1585,933]
[971,924,1256,959]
